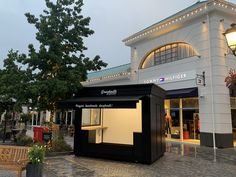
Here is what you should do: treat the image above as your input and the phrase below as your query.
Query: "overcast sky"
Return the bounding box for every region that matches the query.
[0,0,236,69]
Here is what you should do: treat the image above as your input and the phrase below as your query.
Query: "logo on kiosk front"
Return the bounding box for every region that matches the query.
[101,89,117,96]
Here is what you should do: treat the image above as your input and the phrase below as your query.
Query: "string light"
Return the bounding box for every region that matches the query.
[124,1,236,44]
[85,72,131,83]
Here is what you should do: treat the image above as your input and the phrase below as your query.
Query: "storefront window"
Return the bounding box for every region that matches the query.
[164,97,199,140]
[182,97,199,109]
[230,97,236,141]
[170,99,179,108]
[82,109,101,126]
[230,97,236,109]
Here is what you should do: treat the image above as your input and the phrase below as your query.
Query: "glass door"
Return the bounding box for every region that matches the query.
[165,97,199,142]
[182,98,199,141]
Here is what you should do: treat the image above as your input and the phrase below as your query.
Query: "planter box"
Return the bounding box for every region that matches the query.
[26,163,43,177]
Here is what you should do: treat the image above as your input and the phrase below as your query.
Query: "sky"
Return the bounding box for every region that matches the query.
[0,0,236,69]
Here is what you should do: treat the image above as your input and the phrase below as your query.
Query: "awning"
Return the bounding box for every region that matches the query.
[58,96,143,109]
[166,87,198,99]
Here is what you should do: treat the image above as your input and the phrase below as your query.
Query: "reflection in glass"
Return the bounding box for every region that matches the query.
[82,109,101,126]
[230,97,236,141]
[170,99,179,108]
[182,98,198,108]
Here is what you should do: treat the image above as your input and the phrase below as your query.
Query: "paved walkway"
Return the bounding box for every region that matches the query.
[0,141,236,177]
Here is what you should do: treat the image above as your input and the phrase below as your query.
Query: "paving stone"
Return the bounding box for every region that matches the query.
[0,141,235,177]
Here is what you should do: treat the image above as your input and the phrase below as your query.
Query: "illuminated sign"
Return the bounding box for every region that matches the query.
[159,78,165,82]
[75,104,113,108]
[196,72,205,86]
[143,71,196,84]
[101,89,117,96]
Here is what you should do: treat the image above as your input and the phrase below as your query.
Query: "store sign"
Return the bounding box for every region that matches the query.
[101,89,117,96]
[143,71,196,84]
[75,104,113,108]
[196,72,205,86]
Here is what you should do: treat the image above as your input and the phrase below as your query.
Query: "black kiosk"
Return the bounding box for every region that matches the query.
[58,84,165,164]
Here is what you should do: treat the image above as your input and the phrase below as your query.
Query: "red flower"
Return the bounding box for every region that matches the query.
[225,69,236,88]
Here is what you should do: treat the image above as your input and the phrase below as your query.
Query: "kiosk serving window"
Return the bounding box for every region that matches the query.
[80,101,142,145]
[82,109,101,126]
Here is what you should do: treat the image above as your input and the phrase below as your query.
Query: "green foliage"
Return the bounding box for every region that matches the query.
[20,0,107,112]
[0,0,107,125]
[42,121,50,127]
[0,127,11,139]
[0,50,32,113]
[50,138,72,152]
[48,131,72,152]
[16,134,33,146]
[28,144,45,164]
[20,113,32,123]
[0,127,11,133]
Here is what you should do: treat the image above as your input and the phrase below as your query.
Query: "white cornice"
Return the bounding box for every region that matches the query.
[82,72,131,85]
[123,0,236,46]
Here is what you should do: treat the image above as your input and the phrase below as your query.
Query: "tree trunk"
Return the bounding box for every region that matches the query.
[49,110,54,132]
[48,106,56,148]
[2,115,7,143]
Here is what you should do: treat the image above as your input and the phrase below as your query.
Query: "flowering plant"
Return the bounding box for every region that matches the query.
[225,69,236,88]
[28,144,45,164]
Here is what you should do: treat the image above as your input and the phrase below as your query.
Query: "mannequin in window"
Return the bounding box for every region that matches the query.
[194,114,200,139]
[165,113,172,136]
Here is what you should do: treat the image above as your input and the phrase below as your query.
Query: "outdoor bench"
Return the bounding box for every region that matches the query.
[0,145,29,177]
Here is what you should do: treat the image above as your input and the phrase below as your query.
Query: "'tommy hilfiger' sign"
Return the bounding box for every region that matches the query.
[143,70,196,84]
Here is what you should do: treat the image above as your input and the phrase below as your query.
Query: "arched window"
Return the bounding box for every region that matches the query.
[140,42,197,69]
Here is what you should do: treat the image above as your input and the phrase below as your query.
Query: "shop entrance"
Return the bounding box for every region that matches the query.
[165,97,199,143]
[230,97,236,146]
[183,111,200,140]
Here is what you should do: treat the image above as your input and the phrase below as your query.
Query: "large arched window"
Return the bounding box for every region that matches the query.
[140,42,197,69]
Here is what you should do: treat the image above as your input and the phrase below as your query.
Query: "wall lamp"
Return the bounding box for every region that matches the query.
[224,23,236,56]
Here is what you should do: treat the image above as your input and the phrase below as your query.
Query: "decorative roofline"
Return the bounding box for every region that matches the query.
[83,71,131,84]
[123,0,236,46]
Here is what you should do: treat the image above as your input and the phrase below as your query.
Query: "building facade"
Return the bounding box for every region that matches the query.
[84,0,236,148]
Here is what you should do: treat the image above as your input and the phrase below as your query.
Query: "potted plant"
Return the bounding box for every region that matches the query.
[26,144,45,177]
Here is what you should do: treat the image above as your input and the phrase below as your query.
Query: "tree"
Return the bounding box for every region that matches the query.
[20,113,32,129]
[0,50,31,142]
[21,0,107,123]
[0,50,33,109]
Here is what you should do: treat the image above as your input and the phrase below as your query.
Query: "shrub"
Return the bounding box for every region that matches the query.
[28,144,45,164]
[16,134,33,146]
[50,139,72,152]
[47,132,72,152]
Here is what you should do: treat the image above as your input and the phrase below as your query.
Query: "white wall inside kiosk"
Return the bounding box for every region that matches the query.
[102,101,142,145]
